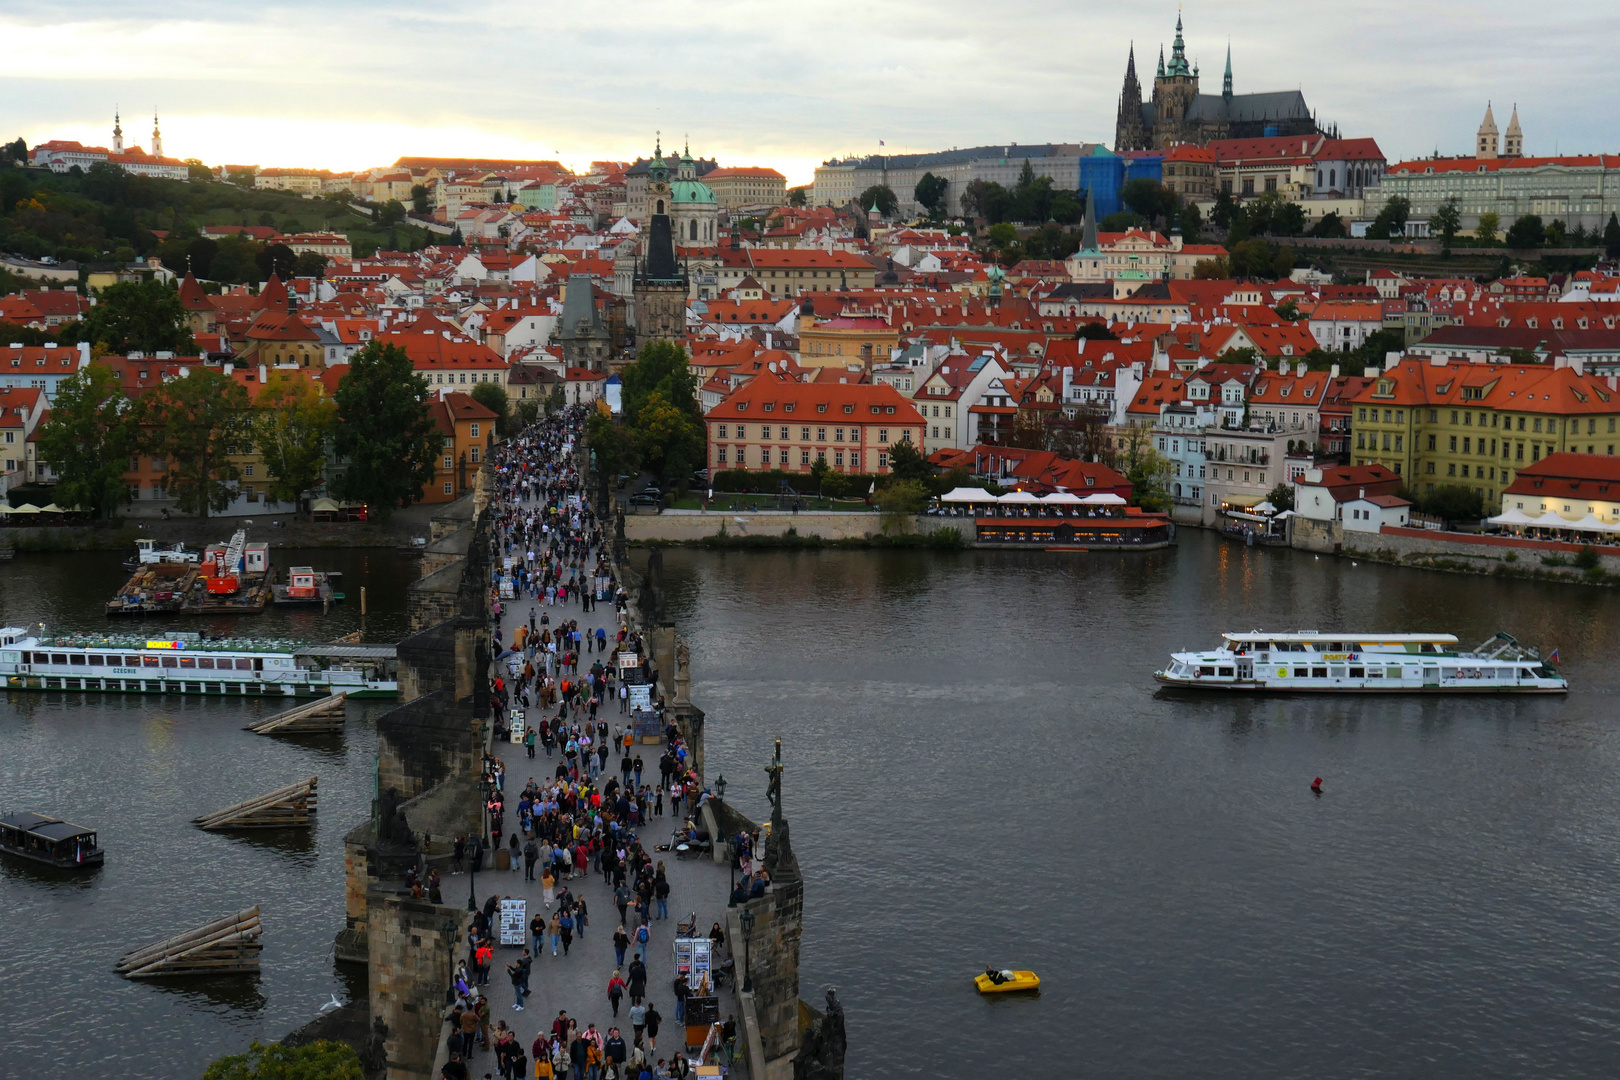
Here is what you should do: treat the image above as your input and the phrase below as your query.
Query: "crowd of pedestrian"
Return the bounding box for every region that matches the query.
[436,407,738,1080]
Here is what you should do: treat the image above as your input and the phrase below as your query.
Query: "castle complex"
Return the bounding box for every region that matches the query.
[1114,16,1323,152]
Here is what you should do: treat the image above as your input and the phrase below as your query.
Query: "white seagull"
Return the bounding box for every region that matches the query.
[319,994,344,1012]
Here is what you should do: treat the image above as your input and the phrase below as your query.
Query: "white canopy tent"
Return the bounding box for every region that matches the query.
[939,487,997,503]
[1080,493,1128,506]
[1041,492,1083,504]
[997,491,1041,504]
[1253,500,1278,514]
[1488,508,1536,527]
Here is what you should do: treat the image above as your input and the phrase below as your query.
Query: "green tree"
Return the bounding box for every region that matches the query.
[875,477,928,533]
[81,279,195,355]
[1433,197,1462,255]
[257,243,297,280]
[1117,425,1171,512]
[1475,211,1501,246]
[1100,210,1147,232]
[292,251,327,279]
[635,390,703,480]
[470,379,511,436]
[787,186,807,208]
[1603,213,1620,257]
[914,173,950,218]
[133,366,251,517]
[201,1039,363,1080]
[621,339,698,422]
[410,184,430,215]
[986,222,1018,252]
[253,371,336,510]
[332,341,439,518]
[1367,195,1411,240]
[1419,484,1483,525]
[1265,482,1295,512]
[1178,201,1204,241]
[586,406,639,478]
[885,437,931,483]
[809,454,831,496]
[1119,178,1171,223]
[1309,211,1348,239]
[1,137,26,166]
[379,199,407,226]
[857,185,897,218]
[1505,214,1546,250]
[184,158,213,181]
[36,364,135,519]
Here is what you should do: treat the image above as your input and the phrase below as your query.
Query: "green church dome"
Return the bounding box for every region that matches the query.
[670,178,716,204]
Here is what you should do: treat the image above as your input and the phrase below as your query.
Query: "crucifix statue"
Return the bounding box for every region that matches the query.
[764,738,783,812]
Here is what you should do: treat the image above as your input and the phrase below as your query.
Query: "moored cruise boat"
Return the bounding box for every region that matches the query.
[1155,631,1567,694]
[0,626,397,698]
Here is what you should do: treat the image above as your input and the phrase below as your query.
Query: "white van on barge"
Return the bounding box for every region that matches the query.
[0,626,397,699]
[1155,631,1567,694]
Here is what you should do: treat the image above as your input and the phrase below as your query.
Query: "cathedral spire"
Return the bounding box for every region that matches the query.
[1477,102,1499,160]
[1223,44,1233,98]
[1157,45,1165,78]
[1167,12,1191,76]
[1504,104,1523,159]
[1126,42,1136,80]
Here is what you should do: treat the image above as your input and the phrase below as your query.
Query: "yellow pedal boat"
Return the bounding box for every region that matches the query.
[975,970,1040,994]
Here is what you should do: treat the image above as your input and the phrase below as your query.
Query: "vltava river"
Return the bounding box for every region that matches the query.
[5,535,1620,1078]
[659,533,1620,1079]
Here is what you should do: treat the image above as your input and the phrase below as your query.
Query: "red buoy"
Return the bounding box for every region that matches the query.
[1310,776,1324,793]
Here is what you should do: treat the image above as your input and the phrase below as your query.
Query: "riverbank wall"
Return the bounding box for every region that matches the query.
[0,504,442,553]
[1290,516,1620,585]
[624,509,969,545]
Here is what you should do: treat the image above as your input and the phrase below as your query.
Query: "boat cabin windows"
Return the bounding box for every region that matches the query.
[125,656,143,667]
[142,656,160,668]
[87,654,104,666]
[1420,643,1440,653]
[1219,667,1234,677]
[69,654,86,666]
[1311,666,1328,678]
[179,656,196,669]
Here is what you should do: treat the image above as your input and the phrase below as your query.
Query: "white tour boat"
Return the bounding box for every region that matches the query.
[1154,631,1567,694]
[0,626,397,698]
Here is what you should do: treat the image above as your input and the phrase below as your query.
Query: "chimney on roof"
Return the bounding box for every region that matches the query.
[1359,487,1366,500]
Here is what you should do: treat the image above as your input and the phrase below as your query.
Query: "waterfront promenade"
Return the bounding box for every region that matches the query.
[449,539,740,1074]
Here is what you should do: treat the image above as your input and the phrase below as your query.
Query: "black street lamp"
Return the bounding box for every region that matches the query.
[715,773,727,801]
[739,906,755,994]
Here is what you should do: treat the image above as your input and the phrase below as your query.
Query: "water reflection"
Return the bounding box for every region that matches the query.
[147,974,267,1014]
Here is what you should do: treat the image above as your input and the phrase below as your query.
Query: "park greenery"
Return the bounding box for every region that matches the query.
[0,151,430,278]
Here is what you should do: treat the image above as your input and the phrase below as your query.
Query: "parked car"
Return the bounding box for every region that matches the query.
[628,491,663,508]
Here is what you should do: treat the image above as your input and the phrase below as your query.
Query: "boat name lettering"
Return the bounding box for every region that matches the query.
[110,668,138,675]
[145,640,184,650]
[1323,653,1356,661]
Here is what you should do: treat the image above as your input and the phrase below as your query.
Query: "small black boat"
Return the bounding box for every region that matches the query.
[0,812,104,869]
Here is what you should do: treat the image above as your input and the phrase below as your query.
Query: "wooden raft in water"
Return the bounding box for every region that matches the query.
[193,776,318,830]
[243,693,348,735]
[115,907,263,978]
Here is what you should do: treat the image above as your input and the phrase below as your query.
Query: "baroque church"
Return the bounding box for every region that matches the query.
[1114,15,1323,151]
[632,141,691,347]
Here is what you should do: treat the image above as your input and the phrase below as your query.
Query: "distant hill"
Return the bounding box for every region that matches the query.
[0,160,431,290]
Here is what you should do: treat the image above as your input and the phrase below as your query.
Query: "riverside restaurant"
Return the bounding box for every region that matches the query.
[927,488,1174,550]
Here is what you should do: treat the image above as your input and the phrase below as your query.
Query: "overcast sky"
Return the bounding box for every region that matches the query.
[2,0,1616,185]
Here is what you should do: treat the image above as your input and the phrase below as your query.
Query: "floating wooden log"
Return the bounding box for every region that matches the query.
[116,906,262,978]
[193,777,318,830]
[244,693,348,735]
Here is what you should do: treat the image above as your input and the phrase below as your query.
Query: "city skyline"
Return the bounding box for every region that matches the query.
[4,0,1619,183]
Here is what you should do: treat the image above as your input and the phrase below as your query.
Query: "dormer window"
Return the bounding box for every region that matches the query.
[817,403,828,413]
[843,404,855,414]
[784,403,795,413]
[736,402,747,411]
[763,403,774,412]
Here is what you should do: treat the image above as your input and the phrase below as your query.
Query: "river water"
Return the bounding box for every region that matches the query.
[656,533,1620,1079]
[0,548,417,1080]
[7,535,1620,1078]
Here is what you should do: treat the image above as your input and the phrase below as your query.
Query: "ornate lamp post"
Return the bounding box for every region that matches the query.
[738,906,755,994]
